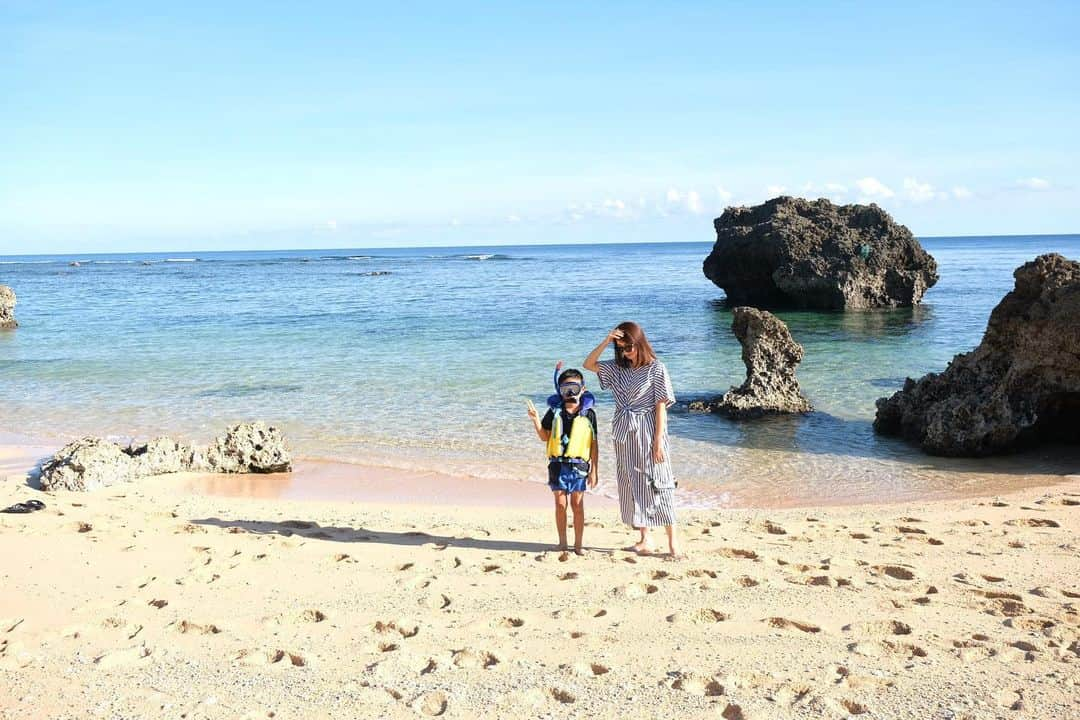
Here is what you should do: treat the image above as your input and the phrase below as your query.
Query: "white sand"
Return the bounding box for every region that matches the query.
[1,463,1078,719]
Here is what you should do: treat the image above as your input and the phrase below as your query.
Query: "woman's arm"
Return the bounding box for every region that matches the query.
[652,400,667,464]
[588,434,599,489]
[584,327,623,373]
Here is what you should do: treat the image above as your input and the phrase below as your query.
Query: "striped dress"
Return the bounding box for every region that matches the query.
[596,359,677,527]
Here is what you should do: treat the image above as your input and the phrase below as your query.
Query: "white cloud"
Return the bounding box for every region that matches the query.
[506,214,521,223]
[824,182,848,194]
[902,177,936,203]
[716,186,733,203]
[951,186,974,200]
[686,190,703,214]
[854,177,895,201]
[665,188,682,204]
[325,219,337,231]
[1016,177,1051,191]
[766,184,788,196]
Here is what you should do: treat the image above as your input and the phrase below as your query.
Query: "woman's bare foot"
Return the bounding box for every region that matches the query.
[573,546,585,556]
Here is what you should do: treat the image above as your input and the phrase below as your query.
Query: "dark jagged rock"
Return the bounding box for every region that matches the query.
[38,423,292,491]
[874,254,1080,456]
[703,196,938,310]
[689,306,812,418]
[0,285,16,329]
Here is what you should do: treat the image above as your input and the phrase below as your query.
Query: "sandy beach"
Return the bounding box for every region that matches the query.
[1,448,1077,720]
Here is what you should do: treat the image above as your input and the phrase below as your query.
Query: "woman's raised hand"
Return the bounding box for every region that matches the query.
[607,327,625,343]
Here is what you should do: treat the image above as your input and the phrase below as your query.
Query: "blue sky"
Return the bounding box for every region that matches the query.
[2,1,1078,254]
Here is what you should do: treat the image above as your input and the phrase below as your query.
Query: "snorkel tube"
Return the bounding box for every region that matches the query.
[547,360,595,411]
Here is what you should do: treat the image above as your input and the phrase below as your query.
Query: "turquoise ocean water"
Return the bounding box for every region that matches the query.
[2,236,1078,507]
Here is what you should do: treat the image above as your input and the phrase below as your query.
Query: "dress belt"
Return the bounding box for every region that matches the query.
[611,406,651,441]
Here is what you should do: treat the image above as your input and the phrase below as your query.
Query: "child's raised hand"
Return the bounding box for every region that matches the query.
[525,398,539,420]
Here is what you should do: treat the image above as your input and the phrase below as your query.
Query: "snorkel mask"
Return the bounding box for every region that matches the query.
[559,381,584,402]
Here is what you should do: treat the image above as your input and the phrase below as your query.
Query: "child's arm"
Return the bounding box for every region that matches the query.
[526,400,551,442]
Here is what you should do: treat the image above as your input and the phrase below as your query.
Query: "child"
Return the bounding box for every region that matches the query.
[526,365,599,555]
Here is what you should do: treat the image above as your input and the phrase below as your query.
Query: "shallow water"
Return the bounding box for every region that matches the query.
[2,236,1078,506]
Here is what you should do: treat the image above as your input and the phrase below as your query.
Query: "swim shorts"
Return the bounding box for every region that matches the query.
[548,462,588,494]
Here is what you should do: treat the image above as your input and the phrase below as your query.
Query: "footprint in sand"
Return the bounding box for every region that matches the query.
[568,661,609,677]
[1005,617,1056,633]
[671,672,725,696]
[373,620,419,638]
[236,648,306,667]
[451,648,499,669]
[871,565,915,581]
[755,520,786,535]
[419,593,452,611]
[845,619,912,636]
[717,547,759,561]
[952,639,997,661]
[612,583,659,599]
[847,640,926,659]
[686,569,718,579]
[833,698,869,716]
[733,575,761,587]
[1005,518,1060,528]
[548,687,576,704]
[762,617,820,633]
[789,574,852,588]
[147,599,168,609]
[559,572,579,581]
[666,608,730,625]
[412,690,448,716]
[176,620,221,635]
[298,609,327,623]
[94,644,152,667]
[498,617,525,629]
[773,683,814,707]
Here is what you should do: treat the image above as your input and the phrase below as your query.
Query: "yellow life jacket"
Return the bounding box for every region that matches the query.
[547,411,594,464]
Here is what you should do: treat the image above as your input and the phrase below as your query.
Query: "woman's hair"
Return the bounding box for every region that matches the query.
[615,321,657,368]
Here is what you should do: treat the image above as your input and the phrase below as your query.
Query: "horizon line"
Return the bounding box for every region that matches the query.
[2,231,1079,259]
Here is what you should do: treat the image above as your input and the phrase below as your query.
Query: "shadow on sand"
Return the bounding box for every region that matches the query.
[191,516,615,554]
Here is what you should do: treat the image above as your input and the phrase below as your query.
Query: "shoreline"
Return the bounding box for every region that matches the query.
[3,428,1078,511]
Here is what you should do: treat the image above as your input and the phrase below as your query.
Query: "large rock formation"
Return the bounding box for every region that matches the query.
[37,438,139,492]
[39,422,292,491]
[0,285,15,329]
[195,422,293,474]
[874,254,1080,456]
[690,306,812,418]
[703,196,938,310]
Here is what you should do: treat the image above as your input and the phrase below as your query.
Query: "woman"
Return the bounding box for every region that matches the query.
[584,321,681,557]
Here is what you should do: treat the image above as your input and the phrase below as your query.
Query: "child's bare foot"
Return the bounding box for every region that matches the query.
[627,540,654,555]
